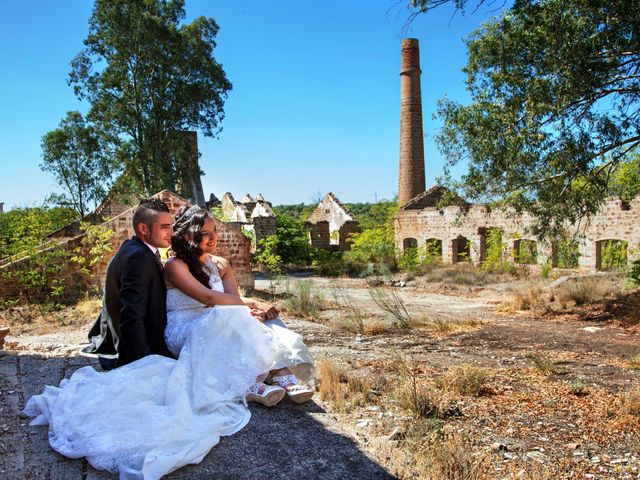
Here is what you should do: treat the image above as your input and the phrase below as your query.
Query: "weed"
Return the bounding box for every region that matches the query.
[526,352,557,374]
[503,282,546,311]
[369,286,413,329]
[568,379,588,396]
[628,354,640,370]
[620,387,640,416]
[422,433,489,480]
[441,364,490,397]
[316,359,373,412]
[280,280,325,318]
[332,284,366,334]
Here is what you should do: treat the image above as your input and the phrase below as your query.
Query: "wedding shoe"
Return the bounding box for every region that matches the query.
[246,382,286,407]
[270,374,314,404]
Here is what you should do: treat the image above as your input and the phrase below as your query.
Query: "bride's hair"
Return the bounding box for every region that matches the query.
[171,204,212,288]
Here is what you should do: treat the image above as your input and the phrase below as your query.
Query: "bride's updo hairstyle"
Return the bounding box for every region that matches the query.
[171,204,212,288]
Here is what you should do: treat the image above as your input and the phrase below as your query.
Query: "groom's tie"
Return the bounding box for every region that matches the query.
[154,250,163,270]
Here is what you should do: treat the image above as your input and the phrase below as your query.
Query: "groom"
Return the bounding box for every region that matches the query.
[85,198,175,369]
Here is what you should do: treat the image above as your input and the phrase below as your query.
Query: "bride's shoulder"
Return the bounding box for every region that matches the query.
[208,255,231,273]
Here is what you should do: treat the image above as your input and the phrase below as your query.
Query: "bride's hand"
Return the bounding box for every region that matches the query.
[249,308,266,322]
[263,305,279,321]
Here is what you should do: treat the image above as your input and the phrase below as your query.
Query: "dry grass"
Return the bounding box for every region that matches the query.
[280,280,326,319]
[441,364,490,397]
[0,297,101,335]
[420,315,484,336]
[526,352,558,374]
[420,263,518,287]
[368,286,414,329]
[331,284,367,334]
[628,354,640,370]
[620,387,640,416]
[316,359,374,412]
[420,434,489,480]
[553,276,620,307]
[500,282,546,312]
[393,379,459,419]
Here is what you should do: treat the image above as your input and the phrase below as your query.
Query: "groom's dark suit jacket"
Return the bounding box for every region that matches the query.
[85,236,173,367]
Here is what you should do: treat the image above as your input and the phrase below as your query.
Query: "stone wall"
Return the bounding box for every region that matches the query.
[308,221,330,250]
[395,195,640,272]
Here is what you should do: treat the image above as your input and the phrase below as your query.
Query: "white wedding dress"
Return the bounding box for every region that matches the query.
[24,258,314,480]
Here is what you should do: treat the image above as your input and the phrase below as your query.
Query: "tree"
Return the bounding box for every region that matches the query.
[69,0,231,196]
[436,0,640,237]
[41,111,111,219]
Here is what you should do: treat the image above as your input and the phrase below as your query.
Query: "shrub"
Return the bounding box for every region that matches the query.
[316,359,373,412]
[504,282,545,311]
[620,387,640,416]
[368,286,413,328]
[526,352,557,374]
[280,280,325,318]
[600,239,628,271]
[627,259,640,285]
[254,235,282,275]
[332,284,366,334]
[554,276,618,306]
[441,364,490,397]
[568,379,587,396]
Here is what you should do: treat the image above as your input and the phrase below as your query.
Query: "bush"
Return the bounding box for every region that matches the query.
[254,235,282,275]
[281,280,325,318]
[628,259,640,285]
[554,276,619,306]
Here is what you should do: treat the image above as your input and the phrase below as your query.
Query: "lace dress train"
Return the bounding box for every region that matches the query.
[24,260,314,479]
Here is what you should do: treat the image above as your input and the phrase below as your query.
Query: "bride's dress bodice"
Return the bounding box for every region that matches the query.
[164,257,225,356]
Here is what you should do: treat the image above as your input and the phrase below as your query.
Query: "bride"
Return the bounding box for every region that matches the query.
[24,205,315,479]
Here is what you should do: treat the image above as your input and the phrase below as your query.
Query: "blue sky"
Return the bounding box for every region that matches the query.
[0,0,505,210]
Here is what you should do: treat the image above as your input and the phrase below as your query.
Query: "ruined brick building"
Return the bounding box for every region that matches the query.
[394,39,639,272]
[306,193,358,251]
[220,192,277,243]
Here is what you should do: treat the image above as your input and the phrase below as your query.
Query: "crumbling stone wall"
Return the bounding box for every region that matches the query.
[395,194,640,272]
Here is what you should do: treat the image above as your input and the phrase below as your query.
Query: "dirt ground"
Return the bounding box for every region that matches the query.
[2,274,639,479]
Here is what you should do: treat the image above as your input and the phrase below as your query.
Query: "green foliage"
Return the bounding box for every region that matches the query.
[599,240,628,271]
[552,234,580,269]
[41,111,114,219]
[0,205,77,259]
[281,280,325,318]
[209,206,228,222]
[398,247,421,273]
[482,228,512,273]
[69,0,231,196]
[608,154,640,204]
[514,239,537,265]
[273,212,312,266]
[272,203,315,222]
[628,260,640,286]
[71,223,114,293]
[253,235,281,275]
[541,262,551,279]
[345,200,397,230]
[436,0,640,238]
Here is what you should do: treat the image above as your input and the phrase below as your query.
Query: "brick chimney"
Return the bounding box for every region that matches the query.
[0,203,4,215]
[398,38,426,207]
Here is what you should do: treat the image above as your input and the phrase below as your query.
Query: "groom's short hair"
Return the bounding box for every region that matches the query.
[132,198,171,233]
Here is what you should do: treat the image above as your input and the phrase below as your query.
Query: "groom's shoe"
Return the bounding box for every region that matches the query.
[246,382,286,407]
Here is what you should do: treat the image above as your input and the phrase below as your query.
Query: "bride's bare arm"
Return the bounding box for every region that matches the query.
[211,256,241,296]
[164,258,245,307]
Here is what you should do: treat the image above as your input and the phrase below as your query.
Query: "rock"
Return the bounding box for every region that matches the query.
[525,451,548,463]
[490,442,508,452]
[386,427,405,441]
[581,327,602,333]
[565,442,580,450]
